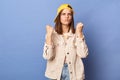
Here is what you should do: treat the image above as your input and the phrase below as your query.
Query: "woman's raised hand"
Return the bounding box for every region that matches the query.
[76,22,83,34]
[76,22,84,38]
[46,25,54,36]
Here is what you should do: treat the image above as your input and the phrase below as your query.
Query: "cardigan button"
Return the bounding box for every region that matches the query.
[69,62,71,64]
[67,52,69,54]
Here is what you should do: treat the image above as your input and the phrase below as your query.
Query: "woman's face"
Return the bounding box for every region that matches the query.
[60,8,72,26]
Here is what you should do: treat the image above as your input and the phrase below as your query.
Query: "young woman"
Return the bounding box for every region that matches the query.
[43,4,88,80]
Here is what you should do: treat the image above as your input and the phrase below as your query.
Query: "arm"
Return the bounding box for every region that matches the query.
[75,33,88,58]
[43,25,55,60]
[75,22,88,58]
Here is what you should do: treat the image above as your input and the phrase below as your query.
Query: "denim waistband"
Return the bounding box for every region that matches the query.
[64,63,68,67]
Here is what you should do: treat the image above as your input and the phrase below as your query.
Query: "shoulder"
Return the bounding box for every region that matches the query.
[52,30,60,39]
[52,30,60,36]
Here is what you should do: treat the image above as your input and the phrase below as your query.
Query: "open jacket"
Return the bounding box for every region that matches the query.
[43,30,88,80]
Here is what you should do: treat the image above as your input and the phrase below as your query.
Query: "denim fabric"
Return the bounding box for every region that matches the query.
[49,63,70,80]
[60,63,70,80]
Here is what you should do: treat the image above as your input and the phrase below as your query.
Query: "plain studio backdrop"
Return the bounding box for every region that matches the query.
[0,0,120,80]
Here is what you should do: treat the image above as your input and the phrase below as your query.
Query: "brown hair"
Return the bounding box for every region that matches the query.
[54,11,75,34]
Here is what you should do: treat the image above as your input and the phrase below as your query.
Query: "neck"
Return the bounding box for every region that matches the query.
[62,25,70,33]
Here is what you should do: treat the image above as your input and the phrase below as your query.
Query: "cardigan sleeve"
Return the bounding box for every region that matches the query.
[43,35,55,60]
[75,35,88,58]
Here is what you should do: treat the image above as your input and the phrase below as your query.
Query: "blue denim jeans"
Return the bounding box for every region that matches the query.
[49,63,70,80]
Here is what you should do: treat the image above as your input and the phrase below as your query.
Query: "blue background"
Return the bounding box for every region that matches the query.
[0,0,120,80]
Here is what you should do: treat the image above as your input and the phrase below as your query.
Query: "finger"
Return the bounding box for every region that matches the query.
[79,22,83,26]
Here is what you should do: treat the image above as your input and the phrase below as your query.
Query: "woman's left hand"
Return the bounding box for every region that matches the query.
[76,22,83,34]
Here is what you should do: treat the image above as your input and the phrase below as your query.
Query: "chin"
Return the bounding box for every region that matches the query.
[64,22,71,25]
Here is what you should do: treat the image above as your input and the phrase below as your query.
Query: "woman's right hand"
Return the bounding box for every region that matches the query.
[46,25,53,45]
[46,25,54,36]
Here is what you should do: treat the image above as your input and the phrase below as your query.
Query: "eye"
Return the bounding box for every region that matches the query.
[68,13,72,16]
[61,13,66,15]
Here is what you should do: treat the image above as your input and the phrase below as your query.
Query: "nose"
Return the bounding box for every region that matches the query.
[65,14,69,18]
